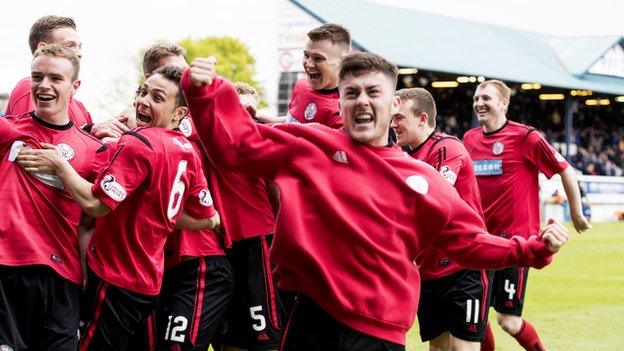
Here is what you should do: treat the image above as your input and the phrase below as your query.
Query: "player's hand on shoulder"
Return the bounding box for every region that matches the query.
[571,213,591,233]
[15,142,66,174]
[540,218,570,253]
[190,56,218,87]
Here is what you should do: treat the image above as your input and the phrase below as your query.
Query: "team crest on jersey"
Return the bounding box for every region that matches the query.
[100,175,126,202]
[439,166,458,185]
[492,141,504,155]
[56,143,75,160]
[406,175,429,195]
[179,117,193,137]
[198,189,213,207]
[304,102,317,120]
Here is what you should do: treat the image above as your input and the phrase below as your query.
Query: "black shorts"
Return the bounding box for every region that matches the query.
[490,267,530,316]
[155,256,234,350]
[418,269,492,342]
[79,269,158,351]
[0,265,80,351]
[280,295,405,351]
[219,235,284,351]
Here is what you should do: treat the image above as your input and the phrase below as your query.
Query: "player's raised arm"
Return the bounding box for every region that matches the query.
[181,58,299,178]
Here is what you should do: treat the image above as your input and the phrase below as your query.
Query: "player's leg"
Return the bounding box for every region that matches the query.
[0,266,29,350]
[446,269,490,351]
[492,267,546,351]
[417,276,450,351]
[79,269,158,350]
[39,267,81,351]
[160,256,234,350]
[223,235,283,351]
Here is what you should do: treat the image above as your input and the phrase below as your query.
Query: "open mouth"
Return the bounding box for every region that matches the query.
[354,113,374,125]
[308,72,321,81]
[136,111,153,125]
[36,94,55,102]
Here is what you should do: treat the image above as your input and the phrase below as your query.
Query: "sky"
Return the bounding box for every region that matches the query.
[1,0,622,120]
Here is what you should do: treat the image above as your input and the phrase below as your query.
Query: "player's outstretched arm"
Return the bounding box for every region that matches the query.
[16,143,110,217]
[182,57,299,178]
[435,196,565,270]
[175,211,220,231]
[559,166,591,233]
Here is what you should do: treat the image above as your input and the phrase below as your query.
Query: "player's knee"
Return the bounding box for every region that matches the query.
[449,336,480,351]
[496,313,522,335]
[429,332,451,351]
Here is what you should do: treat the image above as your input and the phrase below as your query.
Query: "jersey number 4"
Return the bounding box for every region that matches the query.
[167,160,188,220]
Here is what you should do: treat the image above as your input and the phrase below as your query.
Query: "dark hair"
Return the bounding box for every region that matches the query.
[143,43,187,75]
[339,52,397,87]
[307,23,351,51]
[395,88,438,127]
[152,65,186,107]
[28,16,76,54]
[33,44,80,80]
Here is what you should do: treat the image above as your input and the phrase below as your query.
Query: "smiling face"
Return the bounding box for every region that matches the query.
[473,83,509,132]
[30,55,80,124]
[303,39,346,91]
[135,73,187,129]
[391,99,430,148]
[339,70,399,146]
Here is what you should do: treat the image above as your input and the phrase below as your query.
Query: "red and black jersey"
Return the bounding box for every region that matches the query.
[178,116,276,246]
[286,79,342,128]
[6,77,93,128]
[165,116,224,268]
[408,131,485,280]
[182,73,556,346]
[0,112,108,284]
[463,121,569,239]
[88,127,216,295]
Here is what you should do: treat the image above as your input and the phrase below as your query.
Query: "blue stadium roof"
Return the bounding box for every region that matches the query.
[290,0,624,95]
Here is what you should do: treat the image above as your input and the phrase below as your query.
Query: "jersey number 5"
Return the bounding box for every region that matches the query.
[167,160,188,220]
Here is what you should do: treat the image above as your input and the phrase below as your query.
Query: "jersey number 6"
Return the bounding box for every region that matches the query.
[167,160,188,220]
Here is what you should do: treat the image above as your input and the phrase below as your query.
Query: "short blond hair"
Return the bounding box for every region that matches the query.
[477,79,510,101]
[33,44,80,80]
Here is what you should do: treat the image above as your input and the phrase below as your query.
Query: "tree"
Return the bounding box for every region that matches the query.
[178,36,264,105]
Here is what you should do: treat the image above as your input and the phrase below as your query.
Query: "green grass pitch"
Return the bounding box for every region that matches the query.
[406,222,624,350]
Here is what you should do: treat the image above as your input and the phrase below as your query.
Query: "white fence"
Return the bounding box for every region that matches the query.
[541,174,624,223]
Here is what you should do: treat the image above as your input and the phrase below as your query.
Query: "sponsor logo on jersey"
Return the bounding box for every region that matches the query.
[473,159,503,176]
[198,189,213,207]
[304,102,317,120]
[56,143,75,160]
[285,112,301,124]
[179,117,193,137]
[492,141,504,155]
[440,165,457,185]
[8,141,28,162]
[50,254,62,263]
[332,150,349,164]
[101,175,127,202]
[406,175,429,194]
